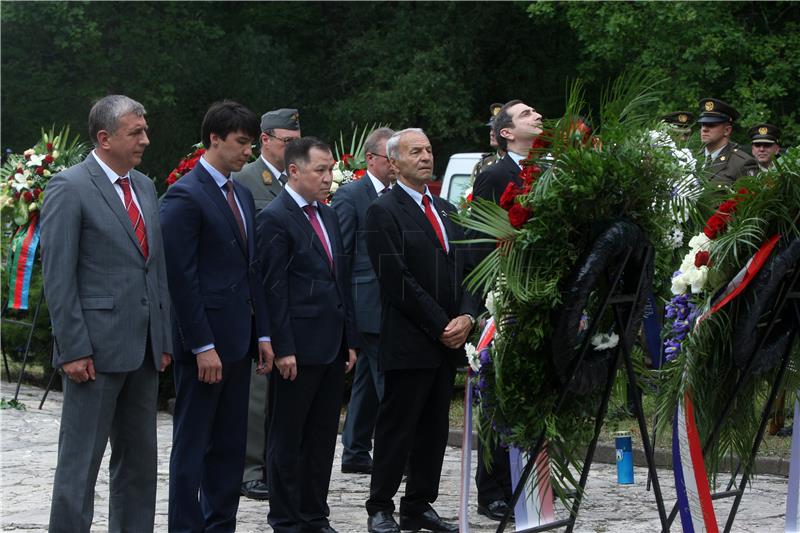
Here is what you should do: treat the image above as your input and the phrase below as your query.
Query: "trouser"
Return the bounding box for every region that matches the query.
[341,333,383,464]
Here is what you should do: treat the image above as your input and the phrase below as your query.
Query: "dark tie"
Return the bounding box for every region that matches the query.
[704,154,713,170]
[117,177,149,259]
[278,173,287,186]
[380,186,390,196]
[302,204,333,267]
[224,181,247,243]
[421,195,446,251]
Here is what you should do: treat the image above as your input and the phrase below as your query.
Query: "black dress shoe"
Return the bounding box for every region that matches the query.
[317,527,338,533]
[399,509,458,532]
[477,500,513,521]
[342,460,373,474]
[368,511,400,533]
[240,479,269,500]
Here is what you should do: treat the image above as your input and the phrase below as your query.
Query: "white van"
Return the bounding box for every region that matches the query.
[439,152,483,206]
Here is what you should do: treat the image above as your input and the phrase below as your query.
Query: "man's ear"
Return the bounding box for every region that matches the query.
[96,130,111,149]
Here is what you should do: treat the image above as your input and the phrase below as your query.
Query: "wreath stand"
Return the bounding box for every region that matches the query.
[662,243,800,533]
[496,222,669,532]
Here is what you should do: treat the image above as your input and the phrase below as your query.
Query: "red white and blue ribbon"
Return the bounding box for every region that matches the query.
[786,394,800,532]
[672,233,781,533]
[672,392,719,533]
[459,319,496,532]
[6,214,40,311]
[509,446,555,529]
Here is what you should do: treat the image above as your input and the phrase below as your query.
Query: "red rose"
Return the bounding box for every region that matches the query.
[193,148,206,158]
[694,250,710,267]
[341,153,354,166]
[13,191,20,200]
[22,191,34,203]
[167,171,179,185]
[466,193,473,203]
[35,166,45,176]
[703,215,727,239]
[33,188,42,199]
[46,143,54,152]
[44,154,54,165]
[353,169,366,179]
[24,153,31,161]
[499,182,522,210]
[717,199,738,215]
[508,203,532,228]
[519,165,541,186]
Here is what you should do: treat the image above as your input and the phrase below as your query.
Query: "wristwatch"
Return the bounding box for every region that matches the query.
[464,314,476,328]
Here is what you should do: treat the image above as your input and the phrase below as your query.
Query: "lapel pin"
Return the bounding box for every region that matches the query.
[440,210,448,218]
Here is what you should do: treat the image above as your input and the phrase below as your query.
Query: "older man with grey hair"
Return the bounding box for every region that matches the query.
[41,94,172,532]
[365,128,478,533]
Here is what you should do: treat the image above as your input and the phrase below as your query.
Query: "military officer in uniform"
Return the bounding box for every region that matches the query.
[232,108,301,501]
[660,111,695,144]
[470,103,506,184]
[748,123,781,172]
[233,108,302,213]
[697,98,757,187]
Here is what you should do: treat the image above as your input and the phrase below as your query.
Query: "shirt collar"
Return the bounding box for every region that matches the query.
[396,179,432,206]
[507,150,526,169]
[284,183,318,210]
[704,143,726,161]
[261,155,284,183]
[92,150,129,183]
[199,156,230,188]
[366,171,389,195]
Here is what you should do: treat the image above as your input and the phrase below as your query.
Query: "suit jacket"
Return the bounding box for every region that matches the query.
[257,189,360,365]
[232,157,284,213]
[472,153,522,204]
[366,185,479,371]
[160,162,269,362]
[331,176,382,334]
[704,141,758,188]
[40,153,172,372]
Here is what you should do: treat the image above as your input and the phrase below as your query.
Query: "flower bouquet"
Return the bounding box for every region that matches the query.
[166,143,206,186]
[329,123,386,200]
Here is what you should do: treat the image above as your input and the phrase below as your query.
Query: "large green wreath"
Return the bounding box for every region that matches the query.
[457,73,687,487]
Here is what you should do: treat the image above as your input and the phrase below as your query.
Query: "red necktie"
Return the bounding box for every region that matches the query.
[303,205,333,267]
[421,195,446,251]
[225,181,247,243]
[117,177,149,259]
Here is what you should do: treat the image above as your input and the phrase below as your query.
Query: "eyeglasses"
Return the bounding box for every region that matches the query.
[368,152,390,160]
[266,132,297,144]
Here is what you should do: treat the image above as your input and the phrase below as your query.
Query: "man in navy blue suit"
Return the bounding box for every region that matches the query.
[333,127,394,475]
[161,101,273,533]
[257,137,360,533]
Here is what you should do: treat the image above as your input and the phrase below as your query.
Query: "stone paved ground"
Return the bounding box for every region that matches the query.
[0,382,789,532]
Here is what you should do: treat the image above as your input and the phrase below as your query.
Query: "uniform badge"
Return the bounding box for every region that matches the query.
[678,114,688,123]
[705,101,714,111]
[720,155,726,161]
[262,171,273,185]
[758,127,768,135]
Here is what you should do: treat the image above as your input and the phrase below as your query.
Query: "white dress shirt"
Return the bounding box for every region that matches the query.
[395,180,449,253]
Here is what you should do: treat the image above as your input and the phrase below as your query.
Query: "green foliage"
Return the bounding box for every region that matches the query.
[0,398,27,410]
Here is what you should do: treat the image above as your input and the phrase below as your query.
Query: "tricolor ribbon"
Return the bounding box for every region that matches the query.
[673,233,781,533]
[509,446,555,529]
[6,214,40,311]
[459,319,496,532]
[786,394,800,532]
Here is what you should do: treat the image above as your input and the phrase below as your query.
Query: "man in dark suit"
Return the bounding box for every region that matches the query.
[697,98,757,188]
[41,94,172,533]
[469,99,544,521]
[257,136,360,533]
[365,128,479,533]
[232,107,301,501]
[161,101,273,533]
[333,126,395,475]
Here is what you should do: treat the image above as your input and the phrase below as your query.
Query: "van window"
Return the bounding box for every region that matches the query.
[446,174,472,205]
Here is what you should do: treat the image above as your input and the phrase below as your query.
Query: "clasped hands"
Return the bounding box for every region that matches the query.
[439,314,473,349]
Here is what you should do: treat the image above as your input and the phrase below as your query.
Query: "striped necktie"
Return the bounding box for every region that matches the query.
[117,177,149,259]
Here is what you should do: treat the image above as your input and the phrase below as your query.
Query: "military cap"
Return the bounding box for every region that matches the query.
[486,103,503,126]
[662,111,694,127]
[748,123,780,144]
[261,108,300,132]
[697,98,739,124]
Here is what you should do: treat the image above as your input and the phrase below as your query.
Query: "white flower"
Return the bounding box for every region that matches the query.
[12,173,28,192]
[28,202,39,211]
[685,265,709,294]
[688,232,710,251]
[671,273,688,295]
[27,153,45,167]
[485,290,496,317]
[591,332,619,351]
[666,226,684,249]
[329,181,339,194]
[51,150,60,159]
[465,342,480,372]
[332,167,345,184]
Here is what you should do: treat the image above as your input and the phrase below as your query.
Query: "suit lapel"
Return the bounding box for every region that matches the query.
[393,186,446,253]
[500,154,523,186]
[196,165,248,257]
[362,175,379,203]
[85,155,143,256]
[233,180,255,257]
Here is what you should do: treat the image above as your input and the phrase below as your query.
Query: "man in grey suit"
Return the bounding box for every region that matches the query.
[41,94,172,533]
[232,108,301,500]
[333,127,394,474]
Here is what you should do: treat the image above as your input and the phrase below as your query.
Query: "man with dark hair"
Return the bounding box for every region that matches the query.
[365,128,479,533]
[161,100,273,532]
[42,94,172,533]
[232,107,301,501]
[257,136,359,533]
[473,100,542,203]
[334,126,395,475]
[696,98,757,187]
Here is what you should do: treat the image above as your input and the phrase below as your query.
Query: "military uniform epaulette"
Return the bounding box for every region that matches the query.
[705,141,758,188]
